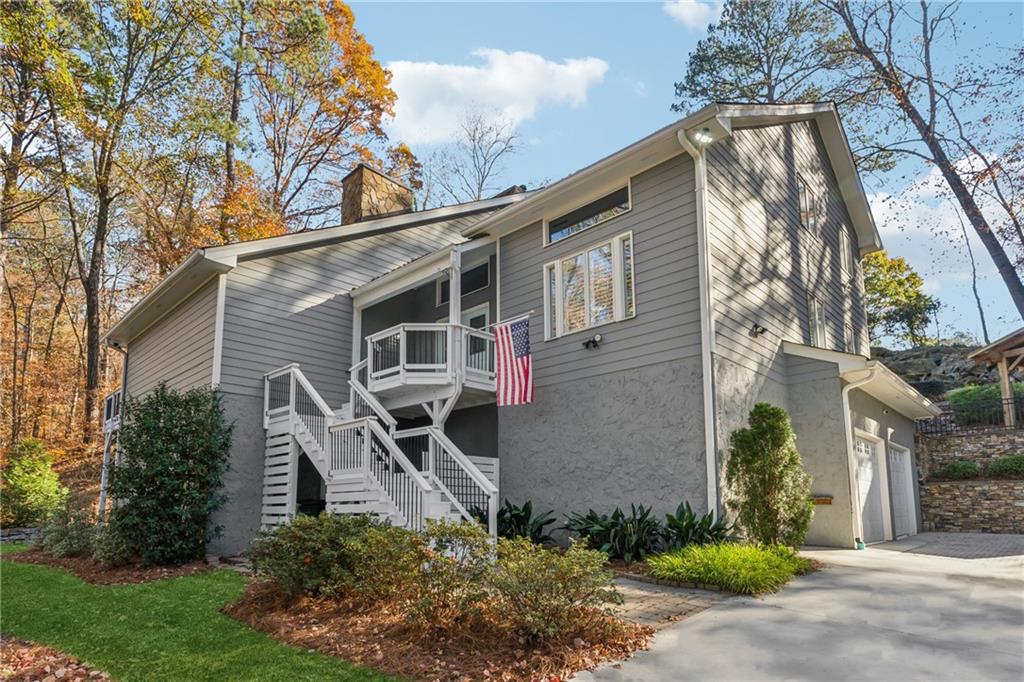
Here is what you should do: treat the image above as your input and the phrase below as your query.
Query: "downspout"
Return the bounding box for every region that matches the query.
[677,130,720,519]
[841,364,877,548]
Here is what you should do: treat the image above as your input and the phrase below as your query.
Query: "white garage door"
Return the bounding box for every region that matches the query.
[888,446,916,538]
[855,438,885,544]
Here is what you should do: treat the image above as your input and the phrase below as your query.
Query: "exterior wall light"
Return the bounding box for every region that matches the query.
[692,127,714,146]
[582,333,603,349]
[749,323,768,337]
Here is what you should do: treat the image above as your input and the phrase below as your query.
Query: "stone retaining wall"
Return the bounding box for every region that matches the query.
[917,430,1024,478]
[920,480,1024,534]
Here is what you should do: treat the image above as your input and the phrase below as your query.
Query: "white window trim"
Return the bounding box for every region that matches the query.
[797,174,820,235]
[544,231,636,340]
[542,181,632,247]
[808,295,826,348]
[436,258,490,307]
[437,302,490,327]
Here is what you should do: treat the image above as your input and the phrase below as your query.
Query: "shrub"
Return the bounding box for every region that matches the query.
[91,520,135,568]
[108,384,232,565]
[490,537,621,640]
[664,501,731,549]
[948,382,1024,426]
[35,505,95,558]
[344,523,425,603]
[937,460,980,480]
[497,499,556,544]
[564,504,663,564]
[250,513,379,598]
[647,543,810,595]
[411,519,494,631]
[726,403,814,547]
[0,439,68,527]
[987,455,1024,479]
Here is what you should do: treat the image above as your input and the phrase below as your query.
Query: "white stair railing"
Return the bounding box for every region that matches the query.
[393,426,499,537]
[348,359,398,432]
[328,417,434,531]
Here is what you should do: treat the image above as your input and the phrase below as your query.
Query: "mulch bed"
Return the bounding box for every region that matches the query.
[4,548,210,585]
[0,636,111,681]
[224,580,653,682]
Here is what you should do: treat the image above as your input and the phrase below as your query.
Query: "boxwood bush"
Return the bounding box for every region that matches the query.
[937,460,980,480]
[987,455,1024,479]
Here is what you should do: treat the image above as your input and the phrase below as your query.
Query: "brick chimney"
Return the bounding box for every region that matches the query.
[341,164,414,225]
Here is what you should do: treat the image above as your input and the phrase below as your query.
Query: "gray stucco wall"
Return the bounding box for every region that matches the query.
[208,393,266,556]
[848,387,922,533]
[498,357,707,528]
[784,355,855,548]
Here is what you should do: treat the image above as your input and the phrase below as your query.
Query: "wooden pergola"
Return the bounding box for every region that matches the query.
[969,327,1024,427]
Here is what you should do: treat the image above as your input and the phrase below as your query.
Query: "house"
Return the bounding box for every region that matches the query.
[101,102,940,555]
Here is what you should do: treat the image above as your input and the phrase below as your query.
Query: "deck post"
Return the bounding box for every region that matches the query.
[448,247,461,325]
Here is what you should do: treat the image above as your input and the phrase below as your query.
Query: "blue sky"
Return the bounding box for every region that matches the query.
[352,1,1023,343]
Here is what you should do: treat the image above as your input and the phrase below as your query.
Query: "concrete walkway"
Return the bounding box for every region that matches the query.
[580,533,1024,682]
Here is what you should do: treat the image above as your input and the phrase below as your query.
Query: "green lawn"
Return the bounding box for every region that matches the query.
[0,545,395,681]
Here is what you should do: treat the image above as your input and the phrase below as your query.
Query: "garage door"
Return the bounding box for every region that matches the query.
[887,446,916,538]
[855,438,885,544]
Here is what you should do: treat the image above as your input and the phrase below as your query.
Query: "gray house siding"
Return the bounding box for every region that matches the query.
[497,153,708,521]
[124,277,218,398]
[706,120,870,506]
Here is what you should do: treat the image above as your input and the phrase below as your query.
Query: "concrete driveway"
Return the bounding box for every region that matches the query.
[580,533,1024,682]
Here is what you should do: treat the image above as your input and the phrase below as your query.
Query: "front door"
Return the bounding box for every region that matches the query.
[855,438,885,544]
[887,446,916,538]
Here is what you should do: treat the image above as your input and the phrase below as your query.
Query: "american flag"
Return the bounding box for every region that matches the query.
[495,317,534,406]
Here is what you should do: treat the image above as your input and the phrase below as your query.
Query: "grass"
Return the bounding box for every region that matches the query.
[0,545,396,681]
[646,543,810,595]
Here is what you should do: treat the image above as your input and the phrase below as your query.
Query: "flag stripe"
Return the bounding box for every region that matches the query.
[495,318,533,406]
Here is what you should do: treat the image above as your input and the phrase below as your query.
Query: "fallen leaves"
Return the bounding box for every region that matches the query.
[0,637,110,681]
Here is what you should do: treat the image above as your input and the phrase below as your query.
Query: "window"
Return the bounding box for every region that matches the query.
[798,176,819,232]
[545,187,630,244]
[438,261,489,305]
[544,232,635,339]
[840,228,856,275]
[808,296,826,348]
[844,324,855,354]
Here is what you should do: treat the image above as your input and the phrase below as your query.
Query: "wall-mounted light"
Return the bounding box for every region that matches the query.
[692,127,714,146]
[749,323,768,338]
[582,333,603,349]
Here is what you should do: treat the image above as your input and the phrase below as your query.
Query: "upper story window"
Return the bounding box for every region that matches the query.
[808,296,827,348]
[438,260,489,305]
[545,186,630,245]
[844,323,856,354]
[839,228,856,276]
[798,175,819,233]
[544,232,635,339]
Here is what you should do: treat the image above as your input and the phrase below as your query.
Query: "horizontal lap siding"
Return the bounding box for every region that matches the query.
[707,121,868,387]
[125,277,218,397]
[218,221,471,407]
[499,153,701,387]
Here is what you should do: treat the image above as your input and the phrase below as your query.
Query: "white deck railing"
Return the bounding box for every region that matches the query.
[364,323,496,393]
[103,389,122,434]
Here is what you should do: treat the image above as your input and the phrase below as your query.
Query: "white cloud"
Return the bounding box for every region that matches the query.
[662,1,723,29]
[633,80,648,97]
[386,49,609,145]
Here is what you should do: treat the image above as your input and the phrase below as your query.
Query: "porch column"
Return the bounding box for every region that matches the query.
[448,246,461,323]
[998,357,1016,427]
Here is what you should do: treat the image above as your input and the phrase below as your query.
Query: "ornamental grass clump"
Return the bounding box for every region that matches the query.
[648,543,810,595]
[726,403,813,547]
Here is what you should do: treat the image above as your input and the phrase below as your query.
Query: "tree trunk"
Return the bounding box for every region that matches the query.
[220,9,246,240]
[82,189,110,444]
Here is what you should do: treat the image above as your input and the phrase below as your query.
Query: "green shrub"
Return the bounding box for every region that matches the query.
[35,506,95,558]
[987,455,1024,479]
[948,382,1024,426]
[564,504,663,564]
[343,523,425,603]
[726,403,814,546]
[937,460,980,480]
[1,439,68,527]
[411,519,494,631]
[91,520,135,568]
[108,384,232,565]
[490,537,621,640]
[647,543,810,595]
[249,513,380,598]
[664,501,731,549]
[497,499,556,544]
